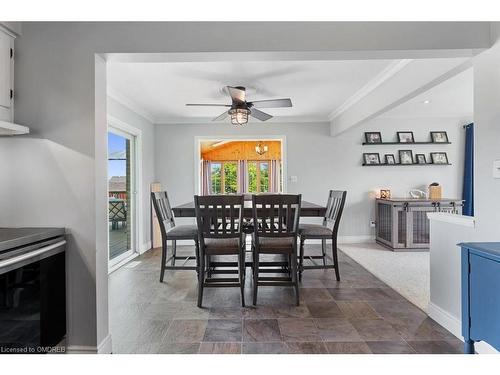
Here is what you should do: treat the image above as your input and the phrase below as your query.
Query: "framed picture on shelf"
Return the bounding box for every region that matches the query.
[430,131,449,143]
[397,131,415,143]
[364,132,382,144]
[431,152,449,164]
[399,150,414,164]
[385,154,396,164]
[363,153,381,165]
[416,154,427,164]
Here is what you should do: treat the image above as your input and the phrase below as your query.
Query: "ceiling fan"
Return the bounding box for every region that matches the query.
[186,86,292,125]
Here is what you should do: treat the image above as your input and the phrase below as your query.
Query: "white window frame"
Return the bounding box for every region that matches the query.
[194,135,287,195]
[107,116,143,273]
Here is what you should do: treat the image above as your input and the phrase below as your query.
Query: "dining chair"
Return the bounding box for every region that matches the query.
[195,194,246,308]
[251,194,302,306]
[298,190,347,281]
[151,191,199,283]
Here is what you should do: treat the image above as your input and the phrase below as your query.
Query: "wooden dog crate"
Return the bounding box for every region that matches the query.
[375,198,463,251]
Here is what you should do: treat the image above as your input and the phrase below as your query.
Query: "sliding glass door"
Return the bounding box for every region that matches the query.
[108,127,137,268]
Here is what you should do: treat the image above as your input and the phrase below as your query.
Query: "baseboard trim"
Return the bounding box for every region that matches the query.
[428,302,498,354]
[66,334,112,354]
[139,241,152,254]
[339,235,375,244]
[66,345,98,354]
[98,334,112,354]
[428,302,461,339]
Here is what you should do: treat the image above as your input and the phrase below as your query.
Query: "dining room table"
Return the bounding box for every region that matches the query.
[172,197,327,218]
[172,195,327,270]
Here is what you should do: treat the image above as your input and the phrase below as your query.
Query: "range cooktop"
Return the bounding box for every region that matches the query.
[0,227,65,256]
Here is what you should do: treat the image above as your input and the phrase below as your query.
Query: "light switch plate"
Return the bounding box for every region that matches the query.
[290,175,298,183]
[493,160,500,179]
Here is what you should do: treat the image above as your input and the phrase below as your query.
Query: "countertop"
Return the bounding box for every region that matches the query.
[0,227,65,252]
[376,198,463,202]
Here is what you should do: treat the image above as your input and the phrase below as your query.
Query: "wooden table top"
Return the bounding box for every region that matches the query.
[172,199,326,218]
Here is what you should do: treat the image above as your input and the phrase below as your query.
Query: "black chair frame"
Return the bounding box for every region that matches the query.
[299,190,347,281]
[252,194,302,306]
[195,195,246,307]
[151,191,199,282]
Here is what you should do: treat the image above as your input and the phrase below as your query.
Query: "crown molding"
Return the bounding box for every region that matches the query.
[328,59,413,121]
[107,86,155,124]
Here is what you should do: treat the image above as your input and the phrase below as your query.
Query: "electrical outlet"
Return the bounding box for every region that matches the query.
[370,220,376,227]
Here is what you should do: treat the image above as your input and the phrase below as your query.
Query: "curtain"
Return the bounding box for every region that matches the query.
[238,160,247,193]
[462,123,474,216]
[201,160,211,195]
[270,160,281,193]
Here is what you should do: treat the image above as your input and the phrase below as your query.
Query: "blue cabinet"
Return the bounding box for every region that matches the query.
[460,242,500,354]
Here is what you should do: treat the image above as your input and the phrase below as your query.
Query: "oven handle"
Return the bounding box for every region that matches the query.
[0,240,66,269]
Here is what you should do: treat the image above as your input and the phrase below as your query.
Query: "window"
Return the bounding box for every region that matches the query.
[210,161,237,194]
[211,162,222,194]
[247,161,270,193]
[260,162,269,192]
[208,159,281,194]
[224,162,238,193]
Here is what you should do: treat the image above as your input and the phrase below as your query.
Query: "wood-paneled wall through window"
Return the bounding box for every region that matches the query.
[201,140,281,161]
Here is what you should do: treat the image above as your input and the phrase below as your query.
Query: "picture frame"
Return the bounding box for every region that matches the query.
[385,154,396,165]
[431,152,449,165]
[397,131,415,143]
[364,132,382,144]
[363,153,381,165]
[380,189,391,199]
[430,131,449,143]
[398,150,414,164]
[415,154,427,164]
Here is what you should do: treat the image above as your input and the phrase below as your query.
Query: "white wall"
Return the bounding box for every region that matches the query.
[473,23,500,237]
[107,96,156,251]
[428,23,500,353]
[154,117,467,241]
[2,21,489,350]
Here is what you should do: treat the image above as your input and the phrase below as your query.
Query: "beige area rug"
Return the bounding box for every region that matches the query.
[339,242,430,311]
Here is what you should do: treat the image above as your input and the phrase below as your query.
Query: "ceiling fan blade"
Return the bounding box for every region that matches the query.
[227,86,246,103]
[186,103,231,107]
[250,107,273,121]
[212,111,229,122]
[249,98,292,108]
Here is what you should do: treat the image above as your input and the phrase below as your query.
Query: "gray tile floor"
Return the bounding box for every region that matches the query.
[109,245,463,354]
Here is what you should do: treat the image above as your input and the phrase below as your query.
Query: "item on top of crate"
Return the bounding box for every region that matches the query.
[380,189,391,199]
[429,182,442,200]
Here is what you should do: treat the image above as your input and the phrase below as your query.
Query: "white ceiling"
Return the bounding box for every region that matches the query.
[107,59,473,124]
[380,68,473,119]
[107,60,394,123]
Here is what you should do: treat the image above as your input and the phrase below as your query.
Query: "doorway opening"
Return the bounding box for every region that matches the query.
[107,125,140,271]
[197,138,286,195]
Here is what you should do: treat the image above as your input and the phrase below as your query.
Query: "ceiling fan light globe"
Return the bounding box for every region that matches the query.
[229,108,250,126]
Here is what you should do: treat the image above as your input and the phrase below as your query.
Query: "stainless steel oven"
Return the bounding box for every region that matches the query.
[0,229,66,353]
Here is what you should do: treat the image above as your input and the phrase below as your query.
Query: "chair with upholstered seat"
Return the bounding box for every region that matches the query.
[251,194,301,306]
[151,191,200,282]
[195,194,246,308]
[298,190,347,281]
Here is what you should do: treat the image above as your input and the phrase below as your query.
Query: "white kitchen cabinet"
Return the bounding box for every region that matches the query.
[0,27,14,122]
